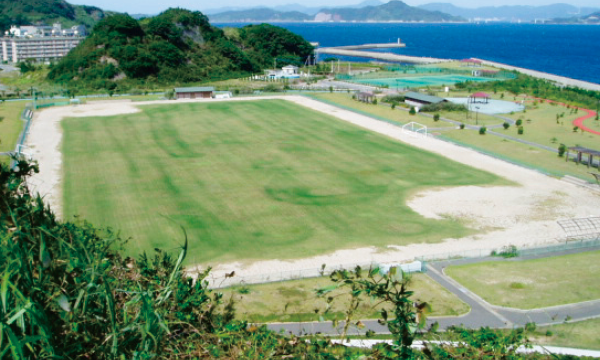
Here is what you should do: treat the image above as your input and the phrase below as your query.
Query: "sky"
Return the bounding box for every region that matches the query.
[69,0,600,14]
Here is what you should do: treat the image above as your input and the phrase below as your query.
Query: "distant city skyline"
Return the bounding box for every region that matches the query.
[70,0,599,14]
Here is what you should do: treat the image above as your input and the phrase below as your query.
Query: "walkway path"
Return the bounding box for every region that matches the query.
[267,246,600,336]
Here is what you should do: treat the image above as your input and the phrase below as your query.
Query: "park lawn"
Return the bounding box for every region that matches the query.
[62,99,503,264]
[309,92,411,124]
[0,100,28,164]
[502,101,598,150]
[445,250,600,309]
[440,129,598,181]
[308,92,450,130]
[533,318,600,350]
[221,272,469,323]
[432,110,501,127]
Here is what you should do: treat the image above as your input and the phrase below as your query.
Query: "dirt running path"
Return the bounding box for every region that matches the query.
[25,96,600,285]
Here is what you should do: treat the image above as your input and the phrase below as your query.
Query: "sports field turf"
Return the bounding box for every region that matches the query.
[62,100,502,264]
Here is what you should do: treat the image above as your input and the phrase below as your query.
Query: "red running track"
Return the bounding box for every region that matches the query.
[528,97,600,136]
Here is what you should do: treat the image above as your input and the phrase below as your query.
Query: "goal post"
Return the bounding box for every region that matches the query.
[402,121,427,138]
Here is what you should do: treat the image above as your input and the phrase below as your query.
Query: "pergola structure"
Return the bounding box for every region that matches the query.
[469,92,490,104]
[356,91,375,103]
[565,146,600,168]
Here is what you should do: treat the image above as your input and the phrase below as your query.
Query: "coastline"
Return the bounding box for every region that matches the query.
[475,58,600,91]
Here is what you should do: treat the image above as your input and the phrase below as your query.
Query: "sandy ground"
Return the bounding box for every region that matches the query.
[26,96,600,286]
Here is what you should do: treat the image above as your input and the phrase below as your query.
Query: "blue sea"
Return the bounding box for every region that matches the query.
[218,23,600,85]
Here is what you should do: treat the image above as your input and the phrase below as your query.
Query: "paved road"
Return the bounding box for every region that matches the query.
[267,246,600,336]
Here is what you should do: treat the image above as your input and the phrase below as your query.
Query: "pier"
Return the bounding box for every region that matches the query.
[316,47,449,64]
[315,39,448,64]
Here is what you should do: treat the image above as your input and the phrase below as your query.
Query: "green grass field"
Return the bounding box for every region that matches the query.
[222,273,469,323]
[445,250,600,309]
[0,100,28,164]
[62,99,503,264]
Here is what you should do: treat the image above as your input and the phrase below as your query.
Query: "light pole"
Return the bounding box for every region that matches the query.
[475,106,480,125]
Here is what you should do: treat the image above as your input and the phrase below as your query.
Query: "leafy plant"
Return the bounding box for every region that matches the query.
[409,106,416,115]
[503,122,510,130]
[518,126,524,135]
[558,143,567,157]
[433,113,440,122]
[320,266,429,358]
[491,245,519,258]
[479,126,487,135]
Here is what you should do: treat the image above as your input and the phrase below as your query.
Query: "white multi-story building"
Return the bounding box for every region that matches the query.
[2,23,86,63]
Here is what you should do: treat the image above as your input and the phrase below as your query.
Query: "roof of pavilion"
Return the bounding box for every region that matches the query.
[470,92,490,98]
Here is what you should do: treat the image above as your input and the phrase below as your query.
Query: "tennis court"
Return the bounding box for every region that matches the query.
[353,75,495,89]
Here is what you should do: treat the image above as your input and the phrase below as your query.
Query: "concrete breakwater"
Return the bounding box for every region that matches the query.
[475,58,600,91]
[316,47,449,64]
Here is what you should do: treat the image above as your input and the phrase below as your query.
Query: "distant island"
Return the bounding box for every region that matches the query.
[206,1,600,24]
[550,10,600,24]
[418,2,599,23]
[209,0,464,23]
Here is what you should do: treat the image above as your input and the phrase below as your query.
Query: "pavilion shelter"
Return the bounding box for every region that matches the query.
[469,92,490,104]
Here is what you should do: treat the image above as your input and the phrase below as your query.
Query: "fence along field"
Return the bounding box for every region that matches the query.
[61,99,504,264]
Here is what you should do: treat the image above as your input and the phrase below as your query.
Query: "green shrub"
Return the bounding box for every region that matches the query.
[382,94,405,103]
[420,102,467,113]
[433,113,440,122]
[372,98,377,105]
[494,245,519,258]
[503,122,510,130]
[459,123,465,129]
[516,119,523,126]
[479,126,487,135]
[518,126,524,135]
[510,282,526,289]
[558,143,567,157]
[409,106,416,115]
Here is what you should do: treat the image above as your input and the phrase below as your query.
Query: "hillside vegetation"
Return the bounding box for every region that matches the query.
[0,0,108,32]
[0,159,581,359]
[47,9,313,89]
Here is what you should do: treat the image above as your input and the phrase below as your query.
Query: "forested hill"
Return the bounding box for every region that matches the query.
[47,9,314,88]
[0,0,109,32]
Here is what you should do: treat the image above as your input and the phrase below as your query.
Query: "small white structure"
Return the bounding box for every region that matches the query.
[213,91,232,99]
[281,65,298,76]
[264,65,301,79]
[378,261,423,275]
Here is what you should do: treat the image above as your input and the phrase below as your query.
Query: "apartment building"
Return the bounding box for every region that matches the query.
[1,23,85,63]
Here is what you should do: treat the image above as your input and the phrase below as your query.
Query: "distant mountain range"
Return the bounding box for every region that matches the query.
[417,3,600,22]
[209,0,463,23]
[550,10,600,24]
[204,0,384,16]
